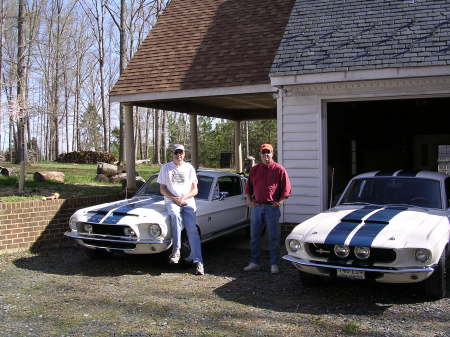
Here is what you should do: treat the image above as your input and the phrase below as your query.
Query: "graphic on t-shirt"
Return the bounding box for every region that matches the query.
[171,170,185,184]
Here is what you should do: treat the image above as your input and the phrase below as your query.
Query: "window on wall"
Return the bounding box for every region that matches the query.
[438,145,450,175]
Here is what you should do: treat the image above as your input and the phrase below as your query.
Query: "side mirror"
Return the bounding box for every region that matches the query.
[219,191,229,200]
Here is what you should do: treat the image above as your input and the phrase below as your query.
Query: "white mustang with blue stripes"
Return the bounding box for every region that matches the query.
[283,170,449,300]
[65,170,249,260]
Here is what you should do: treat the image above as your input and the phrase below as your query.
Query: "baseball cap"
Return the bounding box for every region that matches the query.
[171,144,185,152]
[259,144,273,152]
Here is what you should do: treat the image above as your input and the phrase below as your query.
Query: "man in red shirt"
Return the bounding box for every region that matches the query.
[243,143,291,274]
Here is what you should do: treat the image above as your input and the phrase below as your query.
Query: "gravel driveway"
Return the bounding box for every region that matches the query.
[0,229,449,337]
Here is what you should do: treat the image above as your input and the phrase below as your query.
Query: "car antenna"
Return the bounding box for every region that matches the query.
[329,167,335,208]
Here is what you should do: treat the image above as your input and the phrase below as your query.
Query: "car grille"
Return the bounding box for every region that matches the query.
[77,222,133,237]
[306,243,396,264]
[81,239,136,249]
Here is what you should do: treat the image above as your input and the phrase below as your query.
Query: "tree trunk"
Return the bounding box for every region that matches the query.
[17,0,26,193]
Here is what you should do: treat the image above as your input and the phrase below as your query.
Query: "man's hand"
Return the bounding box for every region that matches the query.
[271,200,284,208]
[172,196,187,206]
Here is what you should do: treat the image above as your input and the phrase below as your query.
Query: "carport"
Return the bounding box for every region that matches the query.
[109,0,296,191]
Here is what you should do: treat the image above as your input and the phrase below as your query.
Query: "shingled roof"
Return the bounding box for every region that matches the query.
[111,0,295,97]
[271,0,450,76]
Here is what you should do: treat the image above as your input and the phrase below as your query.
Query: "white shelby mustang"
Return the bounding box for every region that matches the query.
[65,170,249,260]
[284,170,450,300]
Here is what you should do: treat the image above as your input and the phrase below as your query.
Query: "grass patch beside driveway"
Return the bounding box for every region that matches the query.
[0,230,448,337]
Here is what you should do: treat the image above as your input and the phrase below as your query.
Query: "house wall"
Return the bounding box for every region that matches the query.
[278,75,450,224]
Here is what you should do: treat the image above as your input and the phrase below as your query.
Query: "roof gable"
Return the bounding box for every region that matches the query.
[271,0,450,76]
[111,0,295,97]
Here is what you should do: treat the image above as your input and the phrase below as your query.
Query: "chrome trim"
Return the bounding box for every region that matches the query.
[282,255,434,273]
[64,231,170,244]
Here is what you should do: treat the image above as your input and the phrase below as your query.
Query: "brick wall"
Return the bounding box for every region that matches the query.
[0,194,124,254]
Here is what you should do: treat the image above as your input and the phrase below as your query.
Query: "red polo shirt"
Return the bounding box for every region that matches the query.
[245,162,291,203]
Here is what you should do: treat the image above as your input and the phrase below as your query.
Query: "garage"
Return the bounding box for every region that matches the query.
[327,97,450,199]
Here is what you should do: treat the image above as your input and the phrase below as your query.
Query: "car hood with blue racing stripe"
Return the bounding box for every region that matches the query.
[290,205,447,249]
[73,195,167,225]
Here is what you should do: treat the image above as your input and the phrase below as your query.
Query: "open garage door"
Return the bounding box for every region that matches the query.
[327,97,450,202]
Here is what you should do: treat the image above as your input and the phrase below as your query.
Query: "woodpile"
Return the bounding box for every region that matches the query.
[95,162,142,186]
[56,151,116,164]
[0,166,18,176]
[33,171,65,183]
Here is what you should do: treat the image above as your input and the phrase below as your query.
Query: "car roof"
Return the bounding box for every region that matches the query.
[196,169,243,178]
[353,170,448,181]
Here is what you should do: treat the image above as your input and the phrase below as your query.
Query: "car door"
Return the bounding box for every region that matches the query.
[207,175,247,233]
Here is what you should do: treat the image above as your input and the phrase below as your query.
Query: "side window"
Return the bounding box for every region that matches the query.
[445,177,450,208]
[217,176,242,197]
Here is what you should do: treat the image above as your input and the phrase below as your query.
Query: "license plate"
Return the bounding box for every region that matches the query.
[336,269,365,280]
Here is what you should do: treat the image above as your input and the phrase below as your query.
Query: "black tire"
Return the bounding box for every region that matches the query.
[84,248,112,259]
[424,251,447,300]
[299,270,326,286]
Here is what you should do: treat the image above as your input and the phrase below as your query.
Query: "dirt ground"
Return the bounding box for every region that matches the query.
[0,230,449,337]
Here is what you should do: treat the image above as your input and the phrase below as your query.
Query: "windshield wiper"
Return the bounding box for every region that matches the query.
[340,201,380,206]
[385,203,429,211]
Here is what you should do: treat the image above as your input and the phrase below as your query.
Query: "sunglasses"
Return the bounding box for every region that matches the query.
[174,150,184,155]
[260,149,271,154]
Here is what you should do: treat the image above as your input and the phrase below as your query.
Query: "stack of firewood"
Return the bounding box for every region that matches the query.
[96,162,145,188]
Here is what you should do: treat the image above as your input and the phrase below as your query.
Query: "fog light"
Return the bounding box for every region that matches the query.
[124,227,136,236]
[83,224,93,233]
[354,246,370,260]
[288,239,301,252]
[415,249,430,263]
[334,245,350,258]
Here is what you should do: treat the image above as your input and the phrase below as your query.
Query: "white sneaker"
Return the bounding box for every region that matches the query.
[194,262,204,275]
[243,262,260,272]
[271,265,280,274]
[169,249,180,264]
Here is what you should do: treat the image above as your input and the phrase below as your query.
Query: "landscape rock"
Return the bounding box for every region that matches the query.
[33,171,65,183]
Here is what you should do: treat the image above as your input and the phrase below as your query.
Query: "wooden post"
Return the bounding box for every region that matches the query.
[235,120,243,173]
[190,114,199,169]
[124,104,136,192]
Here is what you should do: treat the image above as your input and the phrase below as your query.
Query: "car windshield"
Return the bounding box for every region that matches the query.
[137,174,213,200]
[137,175,161,196]
[339,177,442,209]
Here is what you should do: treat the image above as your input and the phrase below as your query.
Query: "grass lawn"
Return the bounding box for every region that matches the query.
[0,161,160,202]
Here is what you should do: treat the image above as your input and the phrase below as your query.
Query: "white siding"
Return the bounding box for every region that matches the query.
[281,94,324,223]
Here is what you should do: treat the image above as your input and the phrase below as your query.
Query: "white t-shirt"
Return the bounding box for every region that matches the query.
[157,161,198,209]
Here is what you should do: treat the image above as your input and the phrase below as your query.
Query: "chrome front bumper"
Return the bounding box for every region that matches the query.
[64,231,171,254]
[282,255,435,283]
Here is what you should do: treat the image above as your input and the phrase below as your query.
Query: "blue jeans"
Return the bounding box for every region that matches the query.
[250,204,281,266]
[165,202,203,263]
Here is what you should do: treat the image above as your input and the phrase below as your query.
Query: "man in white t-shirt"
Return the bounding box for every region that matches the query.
[157,144,204,275]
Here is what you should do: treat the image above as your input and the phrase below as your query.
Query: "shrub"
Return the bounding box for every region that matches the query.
[56,151,116,164]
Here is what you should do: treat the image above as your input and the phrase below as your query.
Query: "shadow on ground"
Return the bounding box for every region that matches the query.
[14,229,449,316]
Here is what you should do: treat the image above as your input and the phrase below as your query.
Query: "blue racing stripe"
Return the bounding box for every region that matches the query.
[86,197,150,223]
[101,196,164,224]
[349,207,407,247]
[324,206,380,245]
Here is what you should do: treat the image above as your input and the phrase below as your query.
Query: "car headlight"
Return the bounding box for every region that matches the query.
[354,246,370,260]
[148,223,162,238]
[415,249,431,263]
[334,245,350,258]
[288,239,302,252]
[69,217,78,230]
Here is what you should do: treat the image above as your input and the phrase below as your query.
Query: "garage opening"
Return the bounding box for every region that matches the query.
[327,97,450,202]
